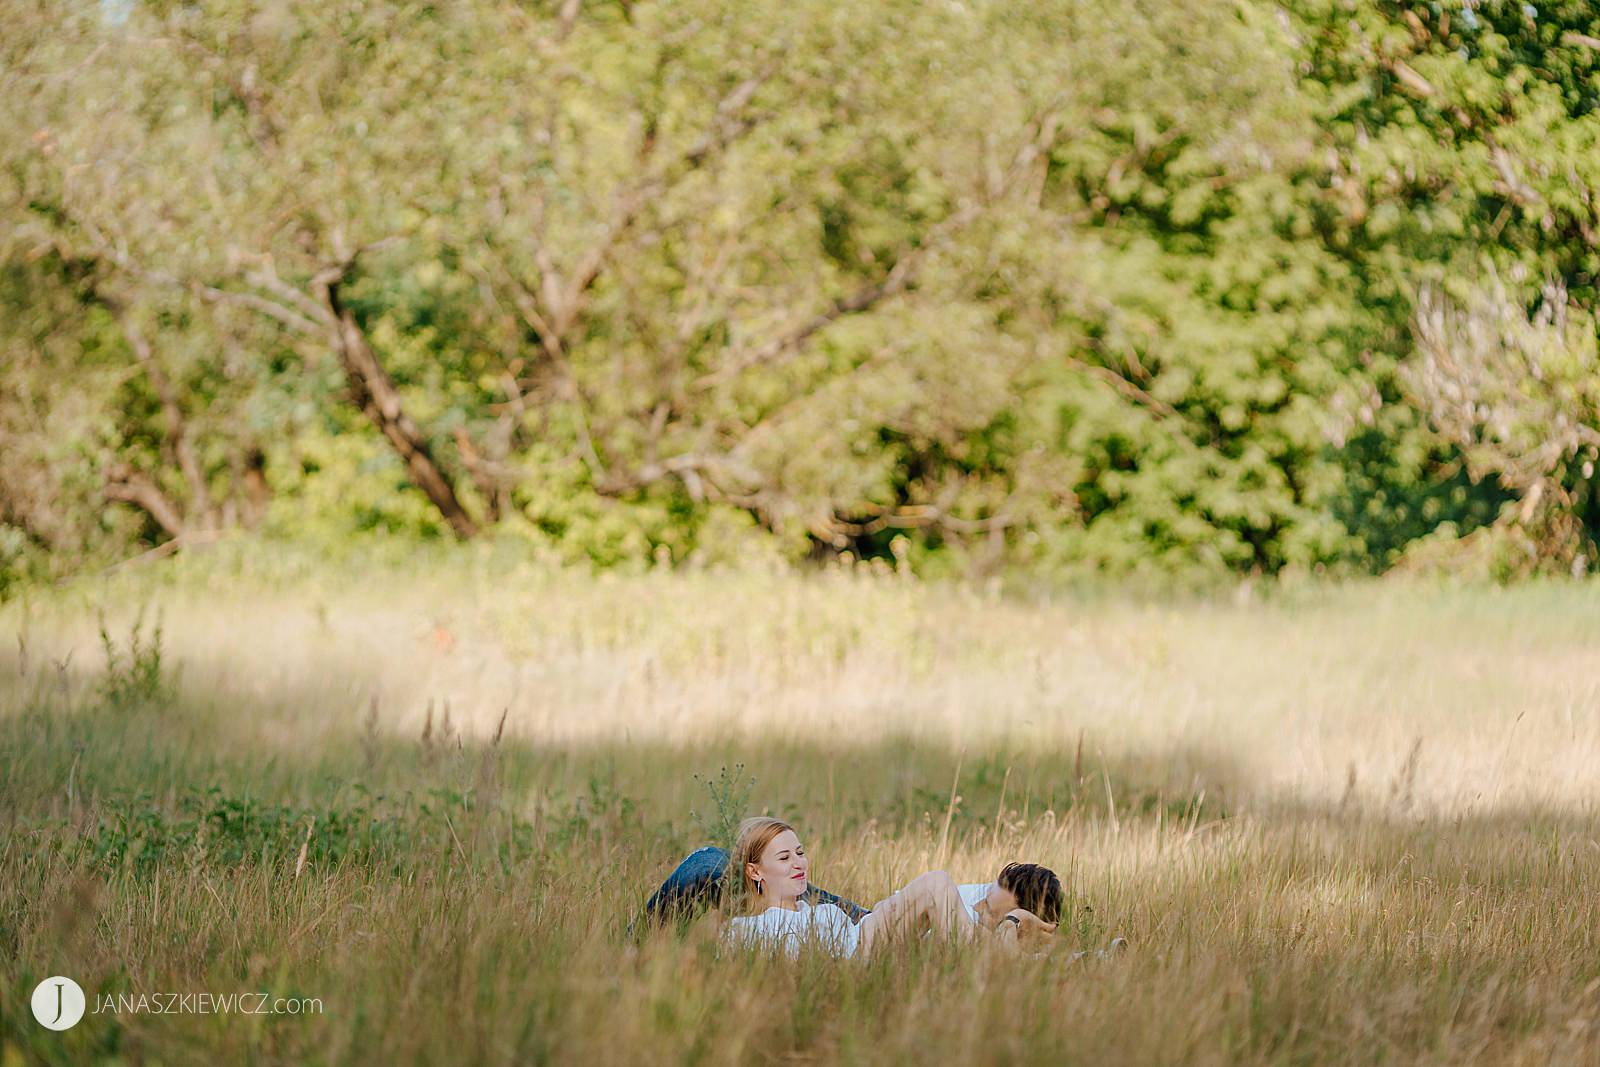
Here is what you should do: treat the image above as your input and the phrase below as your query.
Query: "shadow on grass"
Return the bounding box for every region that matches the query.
[6,667,1600,1067]
[6,639,1598,913]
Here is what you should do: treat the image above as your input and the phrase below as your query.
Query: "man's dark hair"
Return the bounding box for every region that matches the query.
[998,862,1063,924]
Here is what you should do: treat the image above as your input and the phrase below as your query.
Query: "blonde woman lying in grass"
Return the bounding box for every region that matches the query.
[721,817,1060,959]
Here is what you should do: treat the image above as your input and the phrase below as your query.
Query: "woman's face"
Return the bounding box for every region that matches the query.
[748,829,809,901]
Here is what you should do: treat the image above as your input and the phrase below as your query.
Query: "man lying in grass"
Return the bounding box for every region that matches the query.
[720,817,1060,959]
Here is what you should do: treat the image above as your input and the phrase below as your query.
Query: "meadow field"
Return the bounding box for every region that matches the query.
[3,546,1600,1065]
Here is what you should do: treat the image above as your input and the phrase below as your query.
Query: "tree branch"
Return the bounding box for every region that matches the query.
[104,463,186,540]
[1061,353,1181,420]
[310,259,481,538]
[823,504,1014,539]
[694,103,1064,390]
[192,281,325,336]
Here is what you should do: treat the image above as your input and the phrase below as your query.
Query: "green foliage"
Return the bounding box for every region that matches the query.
[3,0,1595,582]
[96,609,171,710]
[79,784,538,878]
[690,764,757,854]
[1284,0,1600,572]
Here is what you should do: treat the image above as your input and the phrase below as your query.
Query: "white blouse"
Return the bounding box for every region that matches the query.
[724,900,861,958]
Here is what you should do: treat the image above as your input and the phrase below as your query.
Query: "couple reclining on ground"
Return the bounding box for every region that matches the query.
[644,816,1066,959]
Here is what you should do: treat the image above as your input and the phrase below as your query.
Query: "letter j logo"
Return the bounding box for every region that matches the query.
[30,976,86,1030]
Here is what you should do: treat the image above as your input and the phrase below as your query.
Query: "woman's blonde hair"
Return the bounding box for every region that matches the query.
[731,816,797,907]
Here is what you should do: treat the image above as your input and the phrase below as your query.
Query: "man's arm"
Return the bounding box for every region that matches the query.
[992,908,1057,954]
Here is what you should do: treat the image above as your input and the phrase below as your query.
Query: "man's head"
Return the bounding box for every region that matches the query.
[986,862,1062,924]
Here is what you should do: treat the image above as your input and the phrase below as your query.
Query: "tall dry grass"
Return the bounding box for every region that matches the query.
[2,545,1598,1064]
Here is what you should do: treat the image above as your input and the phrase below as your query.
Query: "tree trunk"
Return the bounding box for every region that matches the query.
[324,284,479,538]
[238,446,271,529]
[119,315,216,530]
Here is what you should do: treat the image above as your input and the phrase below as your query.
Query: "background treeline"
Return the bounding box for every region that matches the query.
[5,0,1600,589]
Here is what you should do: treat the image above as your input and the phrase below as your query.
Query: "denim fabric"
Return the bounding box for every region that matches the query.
[644,846,731,921]
[642,845,870,925]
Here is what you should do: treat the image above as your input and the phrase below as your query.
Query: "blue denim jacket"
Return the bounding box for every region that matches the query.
[642,846,870,926]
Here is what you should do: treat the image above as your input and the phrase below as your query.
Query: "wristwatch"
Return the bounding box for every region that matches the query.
[1001,914,1022,928]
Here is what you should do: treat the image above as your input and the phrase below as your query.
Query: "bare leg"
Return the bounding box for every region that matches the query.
[855,870,976,958]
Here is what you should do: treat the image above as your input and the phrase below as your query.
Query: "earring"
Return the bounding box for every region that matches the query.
[755,879,764,894]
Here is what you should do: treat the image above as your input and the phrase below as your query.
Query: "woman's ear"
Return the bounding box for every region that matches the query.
[745,861,762,885]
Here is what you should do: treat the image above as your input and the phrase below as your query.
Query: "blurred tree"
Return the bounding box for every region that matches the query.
[1289,0,1600,571]
[2,0,1587,584]
[1408,271,1600,572]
